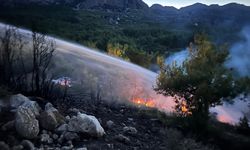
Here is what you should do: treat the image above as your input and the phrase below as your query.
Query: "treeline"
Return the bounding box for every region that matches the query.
[0,26,56,97]
[0,6,192,68]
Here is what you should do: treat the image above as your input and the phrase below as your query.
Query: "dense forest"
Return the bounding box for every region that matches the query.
[1,2,249,68]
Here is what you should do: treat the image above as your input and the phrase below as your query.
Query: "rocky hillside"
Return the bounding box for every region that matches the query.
[0,94,215,150]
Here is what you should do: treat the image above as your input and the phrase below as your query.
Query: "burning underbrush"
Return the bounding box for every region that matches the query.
[131,97,156,108]
[129,96,175,114]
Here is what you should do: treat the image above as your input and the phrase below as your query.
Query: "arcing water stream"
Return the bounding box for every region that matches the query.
[0,23,249,124]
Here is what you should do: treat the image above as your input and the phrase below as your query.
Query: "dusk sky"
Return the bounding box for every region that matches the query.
[143,0,250,8]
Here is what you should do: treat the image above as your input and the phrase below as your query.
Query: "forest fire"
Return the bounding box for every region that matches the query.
[132,98,156,108]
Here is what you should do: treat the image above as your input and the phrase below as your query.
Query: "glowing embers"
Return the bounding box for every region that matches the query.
[181,101,189,113]
[174,96,192,116]
[132,98,156,108]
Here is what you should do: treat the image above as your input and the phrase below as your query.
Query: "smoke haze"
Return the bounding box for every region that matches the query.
[225,26,250,77]
[0,22,249,124]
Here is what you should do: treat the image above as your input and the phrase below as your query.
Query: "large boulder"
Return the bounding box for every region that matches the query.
[21,100,41,116]
[39,111,58,131]
[68,112,105,137]
[10,94,30,108]
[15,106,39,139]
[39,103,65,130]
[10,94,41,116]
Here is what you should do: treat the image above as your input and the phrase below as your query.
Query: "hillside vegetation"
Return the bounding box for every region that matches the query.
[1,2,250,67]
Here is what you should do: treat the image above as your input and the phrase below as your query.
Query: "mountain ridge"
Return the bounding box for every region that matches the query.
[0,0,149,10]
[1,0,249,11]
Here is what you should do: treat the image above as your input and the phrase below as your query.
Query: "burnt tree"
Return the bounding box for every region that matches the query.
[31,32,55,96]
[0,26,24,86]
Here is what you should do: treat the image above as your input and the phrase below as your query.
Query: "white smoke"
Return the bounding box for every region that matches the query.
[225,26,250,77]
[165,49,189,66]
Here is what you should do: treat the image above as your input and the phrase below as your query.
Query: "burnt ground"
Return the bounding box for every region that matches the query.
[2,91,249,150]
[53,96,214,150]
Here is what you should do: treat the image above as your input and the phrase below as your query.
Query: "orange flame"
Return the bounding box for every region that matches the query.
[132,98,156,108]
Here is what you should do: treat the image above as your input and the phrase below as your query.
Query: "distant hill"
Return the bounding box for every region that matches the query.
[0,0,149,11]
[0,0,250,66]
[149,3,250,27]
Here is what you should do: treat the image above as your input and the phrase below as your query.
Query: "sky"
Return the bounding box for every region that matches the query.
[143,0,250,8]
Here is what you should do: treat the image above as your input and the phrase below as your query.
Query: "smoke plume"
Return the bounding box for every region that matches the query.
[225,26,250,77]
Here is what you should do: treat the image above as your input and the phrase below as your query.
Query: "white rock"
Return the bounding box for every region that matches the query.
[10,94,29,108]
[10,94,41,116]
[22,100,41,116]
[68,112,105,137]
[15,106,39,139]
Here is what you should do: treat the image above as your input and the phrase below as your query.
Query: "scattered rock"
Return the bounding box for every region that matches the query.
[0,141,10,150]
[42,130,48,134]
[128,118,134,121]
[63,132,79,141]
[65,115,70,122]
[39,103,65,130]
[115,134,130,144]
[61,144,74,150]
[107,144,114,149]
[10,94,41,116]
[21,140,35,150]
[12,145,24,150]
[55,124,68,134]
[40,133,53,144]
[106,120,114,129]
[1,120,15,131]
[68,112,105,137]
[123,126,137,135]
[68,108,80,114]
[15,106,39,139]
[57,134,64,144]
[39,111,58,130]
[52,134,59,140]
[76,148,88,150]
[45,103,58,112]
